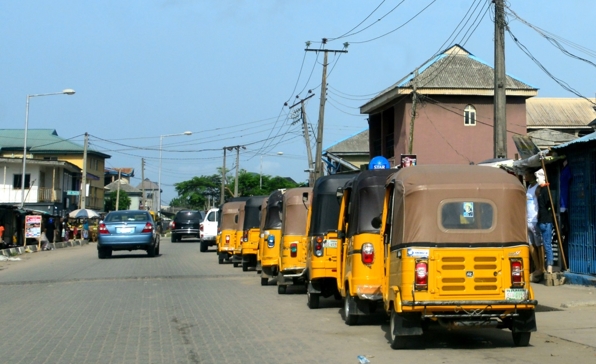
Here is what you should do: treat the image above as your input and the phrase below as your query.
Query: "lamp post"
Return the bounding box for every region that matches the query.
[260,152,283,190]
[158,131,192,213]
[21,89,75,209]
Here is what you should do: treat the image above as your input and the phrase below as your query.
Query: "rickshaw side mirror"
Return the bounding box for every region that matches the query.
[302,192,309,204]
[234,215,238,224]
[371,216,382,229]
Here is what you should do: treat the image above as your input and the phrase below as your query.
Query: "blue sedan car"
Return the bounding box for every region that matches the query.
[97,210,160,259]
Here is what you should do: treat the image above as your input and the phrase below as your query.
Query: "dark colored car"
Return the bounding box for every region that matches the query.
[171,210,205,242]
[97,210,160,259]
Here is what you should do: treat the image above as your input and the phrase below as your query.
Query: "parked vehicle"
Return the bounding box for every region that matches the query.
[231,201,249,267]
[239,196,267,271]
[259,189,285,286]
[305,173,355,308]
[171,210,205,242]
[255,196,269,275]
[378,165,537,349]
[217,201,246,264]
[277,187,312,294]
[336,169,395,323]
[97,210,160,258]
[200,208,219,252]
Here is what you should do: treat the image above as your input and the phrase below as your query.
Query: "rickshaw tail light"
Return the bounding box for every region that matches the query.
[361,243,374,265]
[141,222,153,233]
[99,223,108,235]
[242,230,248,242]
[511,259,524,287]
[415,260,428,290]
[225,235,230,244]
[314,237,323,257]
[290,243,298,257]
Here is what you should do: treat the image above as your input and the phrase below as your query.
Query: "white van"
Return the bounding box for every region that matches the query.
[200,208,219,252]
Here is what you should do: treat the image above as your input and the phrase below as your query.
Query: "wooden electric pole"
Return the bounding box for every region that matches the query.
[221,147,227,204]
[494,0,507,158]
[141,158,146,209]
[289,93,315,186]
[306,39,348,182]
[408,71,419,154]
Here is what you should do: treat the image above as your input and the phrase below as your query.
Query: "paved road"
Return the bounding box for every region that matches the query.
[0,239,595,364]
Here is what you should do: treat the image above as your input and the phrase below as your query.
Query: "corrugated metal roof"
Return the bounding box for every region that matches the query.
[325,129,368,153]
[0,129,110,158]
[552,131,596,150]
[361,45,537,114]
[526,98,596,127]
[105,180,142,194]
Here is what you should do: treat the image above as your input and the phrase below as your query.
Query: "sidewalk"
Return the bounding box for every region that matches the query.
[0,239,90,258]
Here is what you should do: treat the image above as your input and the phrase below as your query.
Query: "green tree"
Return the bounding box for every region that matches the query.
[104,190,131,211]
[172,174,221,209]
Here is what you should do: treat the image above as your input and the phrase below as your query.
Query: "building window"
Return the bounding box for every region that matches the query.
[13,174,31,189]
[464,105,476,126]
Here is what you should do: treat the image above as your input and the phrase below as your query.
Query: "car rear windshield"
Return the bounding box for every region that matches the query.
[175,211,204,222]
[105,212,150,222]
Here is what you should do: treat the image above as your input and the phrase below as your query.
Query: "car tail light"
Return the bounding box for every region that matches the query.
[242,230,248,243]
[290,243,298,257]
[511,259,524,287]
[415,260,428,290]
[142,222,153,233]
[99,223,108,235]
[171,222,176,229]
[267,234,275,248]
[314,236,323,257]
[225,235,230,245]
[361,243,374,265]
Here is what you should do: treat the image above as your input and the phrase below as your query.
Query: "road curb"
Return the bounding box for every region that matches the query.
[563,272,596,287]
[0,239,90,257]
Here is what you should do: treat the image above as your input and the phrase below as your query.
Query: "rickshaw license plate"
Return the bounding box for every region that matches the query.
[505,289,527,301]
[324,240,337,248]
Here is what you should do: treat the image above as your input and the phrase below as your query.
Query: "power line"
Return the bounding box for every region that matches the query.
[328,0,387,41]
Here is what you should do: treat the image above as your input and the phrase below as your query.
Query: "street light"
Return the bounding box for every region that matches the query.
[20,89,75,208]
[260,152,283,190]
[158,131,192,213]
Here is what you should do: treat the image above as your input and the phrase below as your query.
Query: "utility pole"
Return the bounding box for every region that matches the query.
[408,71,419,154]
[289,93,315,186]
[306,39,348,181]
[234,145,241,197]
[80,132,88,209]
[115,168,121,211]
[221,147,227,204]
[494,0,507,158]
[141,158,146,210]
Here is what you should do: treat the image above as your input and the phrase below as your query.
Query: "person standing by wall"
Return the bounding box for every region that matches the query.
[524,169,544,282]
[0,223,5,246]
[535,169,554,275]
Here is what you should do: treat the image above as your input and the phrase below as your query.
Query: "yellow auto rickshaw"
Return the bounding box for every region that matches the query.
[305,173,355,308]
[277,187,312,294]
[378,165,537,349]
[231,201,248,268]
[336,169,395,324]
[260,189,285,286]
[255,196,269,275]
[217,201,245,264]
[239,195,267,271]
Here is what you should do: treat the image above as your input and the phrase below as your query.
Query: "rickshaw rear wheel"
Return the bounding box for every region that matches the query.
[390,310,409,349]
[242,261,249,271]
[307,291,320,309]
[218,253,224,264]
[512,332,531,347]
[278,285,287,294]
[260,277,268,286]
[233,262,239,268]
[343,295,359,326]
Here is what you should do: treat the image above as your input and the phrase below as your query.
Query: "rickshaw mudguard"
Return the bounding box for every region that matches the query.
[512,309,537,333]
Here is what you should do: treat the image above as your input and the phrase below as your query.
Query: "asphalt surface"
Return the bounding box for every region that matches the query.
[0,239,595,364]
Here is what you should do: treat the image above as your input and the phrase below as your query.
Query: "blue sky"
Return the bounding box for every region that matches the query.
[1,0,595,203]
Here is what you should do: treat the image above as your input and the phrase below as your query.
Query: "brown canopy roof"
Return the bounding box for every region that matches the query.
[220,201,246,231]
[282,187,312,236]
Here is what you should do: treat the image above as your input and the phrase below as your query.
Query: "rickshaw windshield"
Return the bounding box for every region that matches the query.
[308,173,354,236]
[264,191,284,230]
[347,169,395,237]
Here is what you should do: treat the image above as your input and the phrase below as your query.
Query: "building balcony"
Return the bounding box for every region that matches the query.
[37,187,62,203]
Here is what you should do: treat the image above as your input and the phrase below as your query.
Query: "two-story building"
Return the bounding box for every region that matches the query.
[360,44,538,165]
[0,129,110,215]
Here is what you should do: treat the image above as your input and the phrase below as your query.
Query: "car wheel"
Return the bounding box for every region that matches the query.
[98,248,107,259]
[155,242,160,256]
[242,260,249,272]
[512,332,531,347]
[200,240,208,252]
[277,285,287,295]
[147,244,157,257]
[343,295,359,326]
[307,291,320,309]
[171,234,177,243]
[260,277,268,286]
